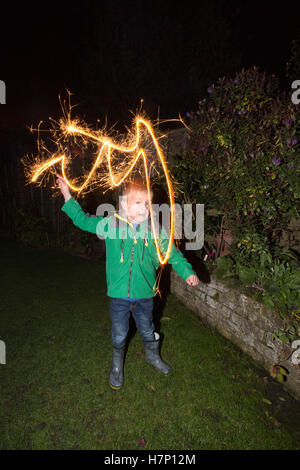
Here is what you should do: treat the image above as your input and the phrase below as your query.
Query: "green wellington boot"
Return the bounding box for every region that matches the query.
[109,345,126,390]
[143,332,172,375]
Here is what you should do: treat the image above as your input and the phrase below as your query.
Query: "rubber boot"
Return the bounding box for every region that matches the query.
[143,332,172,375]
[109,345,125,390]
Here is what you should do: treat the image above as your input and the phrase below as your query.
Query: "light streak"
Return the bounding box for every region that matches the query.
[30,117,175,265]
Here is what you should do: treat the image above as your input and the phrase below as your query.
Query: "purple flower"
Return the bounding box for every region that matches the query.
[234,77,239,84]
[292,139,298,145]
[286,138,292,145]
[200,146,206,151]
[207,87,212,93]
[237,109,247,115]
[186,112,191,117]
[285,118,293,125]
[288,163,294,169]
[272,158,281,166]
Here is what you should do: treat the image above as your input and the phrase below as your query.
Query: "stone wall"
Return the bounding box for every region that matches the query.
[170,269,300,400]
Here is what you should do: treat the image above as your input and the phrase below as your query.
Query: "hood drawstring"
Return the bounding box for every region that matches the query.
[119,220,149,263]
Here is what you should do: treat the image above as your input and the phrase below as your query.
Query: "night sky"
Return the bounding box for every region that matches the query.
[1,1,300,144]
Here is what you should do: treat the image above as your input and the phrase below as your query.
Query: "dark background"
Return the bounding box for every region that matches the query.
[1,1,300,142]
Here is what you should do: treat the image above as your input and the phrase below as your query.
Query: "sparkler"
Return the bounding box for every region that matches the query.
[27,100,176,265]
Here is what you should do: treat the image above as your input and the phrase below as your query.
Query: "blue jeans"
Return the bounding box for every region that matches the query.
[109,297,155,348]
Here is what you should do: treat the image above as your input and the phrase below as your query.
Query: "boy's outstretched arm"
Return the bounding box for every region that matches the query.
[158,226,199,287]
[56,175,106,235]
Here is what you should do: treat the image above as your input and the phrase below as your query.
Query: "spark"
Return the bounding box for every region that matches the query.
[29,110,176,266]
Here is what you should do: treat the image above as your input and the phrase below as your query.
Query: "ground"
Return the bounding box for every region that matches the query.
[1,237,300,450]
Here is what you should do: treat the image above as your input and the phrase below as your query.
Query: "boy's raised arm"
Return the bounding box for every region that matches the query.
[61,197,105,235]
[56,175,106,236]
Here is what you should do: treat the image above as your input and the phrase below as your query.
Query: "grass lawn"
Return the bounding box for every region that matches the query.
[1,237,300,450]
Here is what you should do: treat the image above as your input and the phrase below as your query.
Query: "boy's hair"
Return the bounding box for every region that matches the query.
[121,176,153,198]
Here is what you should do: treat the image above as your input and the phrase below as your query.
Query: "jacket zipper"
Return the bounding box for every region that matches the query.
[128,230,136,297]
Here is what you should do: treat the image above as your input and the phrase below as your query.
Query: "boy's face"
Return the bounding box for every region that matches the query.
[121,189,152,225]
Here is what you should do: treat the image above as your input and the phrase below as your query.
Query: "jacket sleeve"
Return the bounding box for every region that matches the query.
[158,226,196,281]
[61,197,107,236]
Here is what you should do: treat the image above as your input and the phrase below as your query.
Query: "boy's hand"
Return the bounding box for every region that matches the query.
[186,274,199,286]
[56,175,72,202]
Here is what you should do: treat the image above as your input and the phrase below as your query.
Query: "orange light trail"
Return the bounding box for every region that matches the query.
[31,118,175,265]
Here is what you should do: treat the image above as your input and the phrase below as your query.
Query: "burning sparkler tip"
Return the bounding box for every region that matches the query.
[27,96,175,265]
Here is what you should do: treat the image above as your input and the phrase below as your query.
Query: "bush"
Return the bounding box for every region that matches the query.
[172,66,300,329]
[15,206,54,248]
[59,221,99,259]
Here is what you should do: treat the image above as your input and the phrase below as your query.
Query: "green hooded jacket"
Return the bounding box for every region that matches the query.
[61,197,196,298]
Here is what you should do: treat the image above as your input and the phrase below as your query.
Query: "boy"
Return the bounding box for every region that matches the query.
[56,175,199,389]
